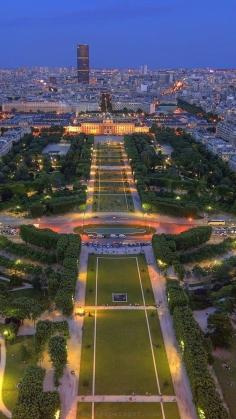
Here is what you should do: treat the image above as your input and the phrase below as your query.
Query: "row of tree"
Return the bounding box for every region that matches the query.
[150,126,236,214]
[124,133,200,217]
[179,238,234,264]
[177,99,221,123]
[20,225,81,315]
[152,226,212,277]
[0,234,57,264]
[35,320,69,385]
[167,280,228,419]
[0,132,94,217]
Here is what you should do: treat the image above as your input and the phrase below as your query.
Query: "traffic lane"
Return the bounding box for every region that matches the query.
[36,220,193,236]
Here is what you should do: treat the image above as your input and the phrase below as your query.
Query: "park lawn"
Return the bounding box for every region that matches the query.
[213,338,236,419]
[97,158,123,166]
[100,171,125,181]
[95,150,123,166]
[75,224,153,235]
[2,336,38,411]
[164,403,181,419]
[78,313,95,395]
[95,310,159,395]
[84,226,147,235]
[93,193,130,212]
[148,311,174,395]
[85,255,155,306]
[76,403,92,418]
[97,181,128,194]
[77,403,163,419]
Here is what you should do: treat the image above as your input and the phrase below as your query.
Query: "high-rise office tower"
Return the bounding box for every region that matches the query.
[77,44,90,83]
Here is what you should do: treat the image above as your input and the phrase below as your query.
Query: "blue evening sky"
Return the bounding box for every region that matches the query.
[0,0,235,68]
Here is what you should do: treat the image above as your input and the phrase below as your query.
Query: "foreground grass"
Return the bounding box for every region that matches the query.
[164,403,180,419]
[95,310,159,395]
[78,313,95,395]
[77,403,164,419]
[148,311,174,395]
[86,255,155,306]
[213,338,236,419]
[93,193,132,212]
[2,336,38,411]
[76,402,180,419]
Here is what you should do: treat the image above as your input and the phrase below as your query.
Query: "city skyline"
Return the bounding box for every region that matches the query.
[0,0,235,68]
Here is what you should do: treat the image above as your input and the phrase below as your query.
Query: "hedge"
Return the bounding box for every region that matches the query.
[48,335,67,386]
[12,366,60,419]
[20,225,60,250]
[180,238,233,264]
[166,281,228,419]
[35,320,69,353]
[20,225,81,315]
[152,226,212,269]
[166,279,189,314]
[173,306,228,419]
[0,235,57,264]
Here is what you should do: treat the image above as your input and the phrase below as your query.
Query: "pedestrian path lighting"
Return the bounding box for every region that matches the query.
[55,410,60,419]
[157,259,166,268]
[198,407,206,419]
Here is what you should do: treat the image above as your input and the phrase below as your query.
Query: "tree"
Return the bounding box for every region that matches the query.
[208,312,233,348]
[48,335,67,386]
[30,203,45,217]
[1,187,13,202]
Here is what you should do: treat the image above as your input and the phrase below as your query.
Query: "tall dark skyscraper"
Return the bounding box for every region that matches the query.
[77,44,90,84]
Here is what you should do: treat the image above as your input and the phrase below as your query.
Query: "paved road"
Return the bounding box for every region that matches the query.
[144,247,198,419]
[0,337,12,418]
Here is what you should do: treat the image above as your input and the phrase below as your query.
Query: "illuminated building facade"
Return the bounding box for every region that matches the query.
[77,44,90,84]
[66,118,149,136]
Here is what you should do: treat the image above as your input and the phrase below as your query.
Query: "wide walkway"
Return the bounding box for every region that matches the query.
[77,395,177,403]
[60,247,89,419]
[0,337,12,418]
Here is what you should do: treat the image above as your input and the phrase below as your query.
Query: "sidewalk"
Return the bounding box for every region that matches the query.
[61,247,89,419]
[0,337,12,418]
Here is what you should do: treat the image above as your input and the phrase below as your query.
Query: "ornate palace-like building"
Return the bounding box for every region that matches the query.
[65,117,149,136]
